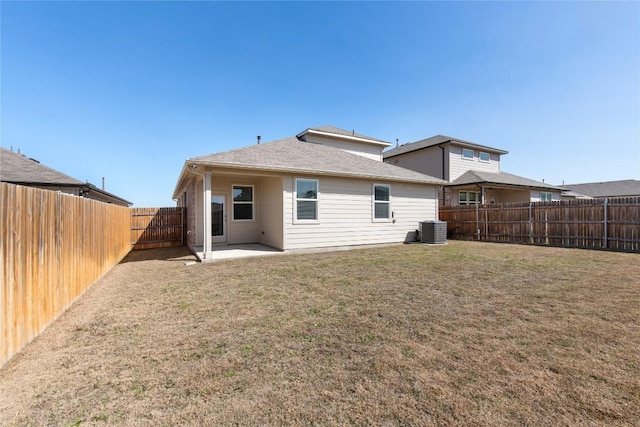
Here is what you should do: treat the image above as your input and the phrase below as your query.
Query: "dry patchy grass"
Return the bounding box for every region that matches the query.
[0,241,639,426]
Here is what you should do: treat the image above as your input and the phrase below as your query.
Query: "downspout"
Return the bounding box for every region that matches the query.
[438,141,450,205]
[439,144,446,180]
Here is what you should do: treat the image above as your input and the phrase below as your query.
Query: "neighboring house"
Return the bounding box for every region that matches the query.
[0,147,132,206]
[383,135,563,205]
[172,126,447,260]
[561,179,640,199]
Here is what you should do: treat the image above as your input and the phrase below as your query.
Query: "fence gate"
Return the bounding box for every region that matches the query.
[130,207,185,250]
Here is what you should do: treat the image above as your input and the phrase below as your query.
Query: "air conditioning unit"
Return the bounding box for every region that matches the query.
[419,220,447,244]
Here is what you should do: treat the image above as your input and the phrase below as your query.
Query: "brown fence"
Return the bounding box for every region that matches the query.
[439,197,640,252]
[130,207,185,250]
[1,182,131,367]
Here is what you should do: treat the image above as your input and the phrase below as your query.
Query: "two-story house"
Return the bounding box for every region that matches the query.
[172,126,447,260]
[383,135,563,206]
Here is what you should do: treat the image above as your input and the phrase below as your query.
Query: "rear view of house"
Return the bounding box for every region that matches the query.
[172,126,447,260]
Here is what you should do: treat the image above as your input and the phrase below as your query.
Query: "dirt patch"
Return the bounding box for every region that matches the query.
[1,242,638,426]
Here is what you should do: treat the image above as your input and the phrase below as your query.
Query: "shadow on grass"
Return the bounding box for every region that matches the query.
[120,246,198,264]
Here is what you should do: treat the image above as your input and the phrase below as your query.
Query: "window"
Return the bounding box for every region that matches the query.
[459,191,481,205]
[373,184,391,220]
[295,179,318,221]
[462,148,474,160]
[232,185,254,220]
[540,191,553,202]
[479,151,490,162]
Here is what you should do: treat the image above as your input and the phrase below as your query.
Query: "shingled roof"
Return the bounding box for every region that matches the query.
[1,147,85,185]
[450,170,563,190]
[1,147,132,206]
[384,135,508,158]
[186,137,447,185]
[561,180,640,198]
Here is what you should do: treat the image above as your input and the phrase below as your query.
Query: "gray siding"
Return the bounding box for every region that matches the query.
[211,176,260,244]
[283,175,437,250]
[257,176,284,249]
[385,145,444,179]
[447,145,500,181]
[304,134,384,161]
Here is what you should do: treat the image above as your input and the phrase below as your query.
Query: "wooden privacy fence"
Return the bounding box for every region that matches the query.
[439,197,640,252]
[130,207,185,250]
[1,182,131,367]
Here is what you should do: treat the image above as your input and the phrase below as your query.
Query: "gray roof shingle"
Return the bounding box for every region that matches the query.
[0,147,84,185]
[189,137,447,185]
[0,147,132,206]
[561,180,640,198]
[450,170,563,190]
[384,135,508,158]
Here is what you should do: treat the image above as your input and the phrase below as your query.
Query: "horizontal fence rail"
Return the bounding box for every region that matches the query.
[131,207,185,250]
[439,197,640,253]
[1,182,131,367]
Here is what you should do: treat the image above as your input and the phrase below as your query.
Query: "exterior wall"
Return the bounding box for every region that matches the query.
[182,173,285,249]
[448,144,500,181]
[282,175,438,250]
[211,176,260,244]
[257,176,284,249]
[448,188,562,205]
[385,145,445,179]
[484,188,530,204]
[304,134,385,161]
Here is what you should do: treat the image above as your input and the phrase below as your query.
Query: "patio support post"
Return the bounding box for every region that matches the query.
[203,172,212,259]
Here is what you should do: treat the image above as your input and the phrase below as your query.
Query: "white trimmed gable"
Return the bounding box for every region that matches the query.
[297,126,391,161]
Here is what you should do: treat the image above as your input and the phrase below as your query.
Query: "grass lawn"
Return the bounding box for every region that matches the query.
[0,241,638,426]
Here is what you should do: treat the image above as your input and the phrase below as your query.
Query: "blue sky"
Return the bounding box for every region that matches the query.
[2,1,639,206]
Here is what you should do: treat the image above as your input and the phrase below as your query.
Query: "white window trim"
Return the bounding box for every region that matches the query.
[459,190,481,205]
[479,151,490,163]
[540,191,553,202]
[294,178,319,224]
[462,148,474,160]
[372,183,392,222]
[231,184,255,222]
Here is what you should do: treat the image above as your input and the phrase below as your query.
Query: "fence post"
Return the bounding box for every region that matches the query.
[603,198,608,249]
[544,210,549,245]
[475,203,480,241]
[181,207,184,246]
[529,203,533,244]
[484,204,489,239]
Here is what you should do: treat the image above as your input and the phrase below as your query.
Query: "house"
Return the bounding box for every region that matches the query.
[383,135,563,205]
[172,126,447,260]
[561,179,640,199]
[0,147,132,206]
